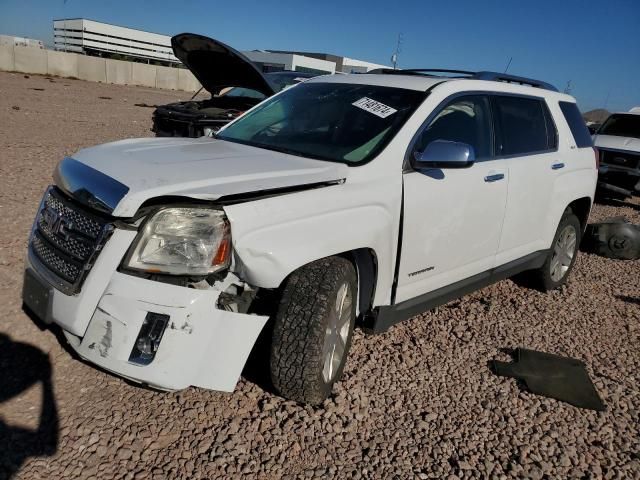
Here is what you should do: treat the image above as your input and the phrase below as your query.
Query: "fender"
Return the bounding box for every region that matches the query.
[545,167,596,246]
[224,175,402,307]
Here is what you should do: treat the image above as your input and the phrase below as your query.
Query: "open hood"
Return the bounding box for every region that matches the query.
[172,33,275,97]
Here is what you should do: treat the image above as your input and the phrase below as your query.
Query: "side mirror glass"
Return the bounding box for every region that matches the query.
[413,140,475,169]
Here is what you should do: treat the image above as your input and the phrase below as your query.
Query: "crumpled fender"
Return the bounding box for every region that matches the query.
[224,176,401,307]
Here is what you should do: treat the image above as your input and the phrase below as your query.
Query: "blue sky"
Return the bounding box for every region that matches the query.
[1,0,638,112]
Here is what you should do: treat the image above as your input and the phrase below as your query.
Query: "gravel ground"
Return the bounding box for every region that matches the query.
[0,71,638,480]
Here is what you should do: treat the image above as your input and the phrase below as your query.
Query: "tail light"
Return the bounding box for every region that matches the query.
[593,147,600,170]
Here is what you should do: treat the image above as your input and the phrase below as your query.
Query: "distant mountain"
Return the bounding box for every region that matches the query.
[583,109,611,123]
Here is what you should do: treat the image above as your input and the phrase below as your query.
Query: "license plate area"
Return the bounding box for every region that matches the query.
[22,269,53,323]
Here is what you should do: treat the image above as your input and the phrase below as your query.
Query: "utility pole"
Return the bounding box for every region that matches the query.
[564,80,572,95]
[391,33,403,70]
[603,89,611,110]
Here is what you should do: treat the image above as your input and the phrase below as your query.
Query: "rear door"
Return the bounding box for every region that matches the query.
[395,95,509,303]
[492,95,560,265]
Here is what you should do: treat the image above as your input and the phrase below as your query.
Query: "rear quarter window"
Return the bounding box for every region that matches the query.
[493,96,555,156]
[559,101,593,148]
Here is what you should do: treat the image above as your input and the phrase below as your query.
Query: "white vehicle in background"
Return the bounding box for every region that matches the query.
[593,108,640,199]
[23,69,597,405]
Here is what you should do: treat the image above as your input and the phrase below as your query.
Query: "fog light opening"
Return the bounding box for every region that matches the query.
[129,312,170,366]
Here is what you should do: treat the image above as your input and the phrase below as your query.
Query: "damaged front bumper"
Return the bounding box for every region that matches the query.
[25,240,268,392]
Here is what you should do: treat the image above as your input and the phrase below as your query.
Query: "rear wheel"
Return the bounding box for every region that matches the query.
[532,211,581,291]
[270,257,357,405]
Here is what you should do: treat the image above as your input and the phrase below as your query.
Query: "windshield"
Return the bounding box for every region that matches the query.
[220,87,266,99]
[598,114,640,139]
[217,82,425,164]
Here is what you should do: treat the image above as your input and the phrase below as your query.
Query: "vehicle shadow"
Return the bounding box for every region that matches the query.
[241,290,280,394]
[615,295,640,306]
[594,197,640,211]
[0,332,59,479]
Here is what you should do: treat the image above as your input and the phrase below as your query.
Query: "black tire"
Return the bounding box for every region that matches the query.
[270,257,357,405]
[531,210,582,291]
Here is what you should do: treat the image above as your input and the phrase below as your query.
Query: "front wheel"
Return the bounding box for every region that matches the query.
[270,257,357,405]
[532,211,582,291]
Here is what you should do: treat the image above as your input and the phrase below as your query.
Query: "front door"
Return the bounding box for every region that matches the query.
[395,95,509,303]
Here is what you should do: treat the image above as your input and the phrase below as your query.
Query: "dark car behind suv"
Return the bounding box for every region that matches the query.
[152,34,316,138]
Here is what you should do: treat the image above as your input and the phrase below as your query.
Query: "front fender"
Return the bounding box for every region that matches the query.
[224,180,401,307]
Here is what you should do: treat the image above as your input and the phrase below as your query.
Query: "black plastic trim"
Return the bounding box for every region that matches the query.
[365,250,548,334]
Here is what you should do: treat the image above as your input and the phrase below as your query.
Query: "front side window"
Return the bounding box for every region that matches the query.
[217,83,425,164]
[494,96,552,155]
[598,113,640,140]
[414,95,492,159]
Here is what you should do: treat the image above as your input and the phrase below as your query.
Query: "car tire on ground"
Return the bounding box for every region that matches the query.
[270,256,357,405]
[531,210,582,291]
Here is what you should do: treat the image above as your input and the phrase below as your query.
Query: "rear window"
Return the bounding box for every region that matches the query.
[494,96,555,156]
[598,113,640,140]
[559,101,593,148]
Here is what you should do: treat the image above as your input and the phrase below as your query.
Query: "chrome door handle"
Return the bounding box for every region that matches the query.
[552,163,565,170]
[484,173,505,182]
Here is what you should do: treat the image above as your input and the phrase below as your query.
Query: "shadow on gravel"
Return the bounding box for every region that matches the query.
[0,333,59,479]
[615,295,640,305]
[242,317,276,394]
[241,290,280,395]
[595,197,640,211]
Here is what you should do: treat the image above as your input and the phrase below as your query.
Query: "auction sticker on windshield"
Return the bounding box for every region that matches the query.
[352,97,398,118]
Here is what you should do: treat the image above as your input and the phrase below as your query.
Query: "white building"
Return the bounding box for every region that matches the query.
[0,34,44,49]
[51,18,389,73]
[53,18,178,65]
[264,50,388,73]
[242,50,336,75]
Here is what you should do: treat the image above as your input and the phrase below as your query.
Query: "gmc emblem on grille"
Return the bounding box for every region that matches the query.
[42,206,73,241]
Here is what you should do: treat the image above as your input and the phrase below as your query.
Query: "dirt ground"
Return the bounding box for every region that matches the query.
[0,71,638,480]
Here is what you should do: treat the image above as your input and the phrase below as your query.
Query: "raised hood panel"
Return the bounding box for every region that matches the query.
[68,137,348,217]
[172,33,274,97]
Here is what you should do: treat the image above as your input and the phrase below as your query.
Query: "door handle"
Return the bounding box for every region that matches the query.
[484,173,505,182]
[551,162,565,170]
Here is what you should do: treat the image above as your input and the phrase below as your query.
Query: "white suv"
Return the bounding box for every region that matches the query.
[23,69,597,404]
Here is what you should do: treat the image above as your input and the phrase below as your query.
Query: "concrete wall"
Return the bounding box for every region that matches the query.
[156,64,179,90]
[105,58,132,85]
[0,44,200,92]
[46,50,78,78]
[131,62,157,87]
[14,45,47,75]
[78,55,107,83]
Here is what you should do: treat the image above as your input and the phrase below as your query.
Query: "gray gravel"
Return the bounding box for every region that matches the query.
[0,71,639,479]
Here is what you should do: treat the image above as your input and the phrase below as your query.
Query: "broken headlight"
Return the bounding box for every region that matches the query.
[126,207,231,275]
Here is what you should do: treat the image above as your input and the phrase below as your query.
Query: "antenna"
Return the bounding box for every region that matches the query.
[391,33,403,70]
[503,57,513,73]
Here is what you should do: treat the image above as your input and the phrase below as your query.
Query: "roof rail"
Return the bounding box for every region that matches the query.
[472,71,558,92]
[366,68,558,92]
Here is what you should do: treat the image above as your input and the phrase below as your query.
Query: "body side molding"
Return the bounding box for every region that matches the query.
[365,250,548,333]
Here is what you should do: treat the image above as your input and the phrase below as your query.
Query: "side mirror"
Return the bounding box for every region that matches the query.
[413,140,475,169]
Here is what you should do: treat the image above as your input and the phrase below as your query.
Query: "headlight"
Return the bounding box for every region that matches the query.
[125,207,231,275]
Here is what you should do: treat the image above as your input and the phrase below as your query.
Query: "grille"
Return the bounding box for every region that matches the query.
[600,149,640,170]
[29,187,112,293]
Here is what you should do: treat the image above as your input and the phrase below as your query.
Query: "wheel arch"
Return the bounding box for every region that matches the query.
[566,196,592,233]
[272,248,379,320]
